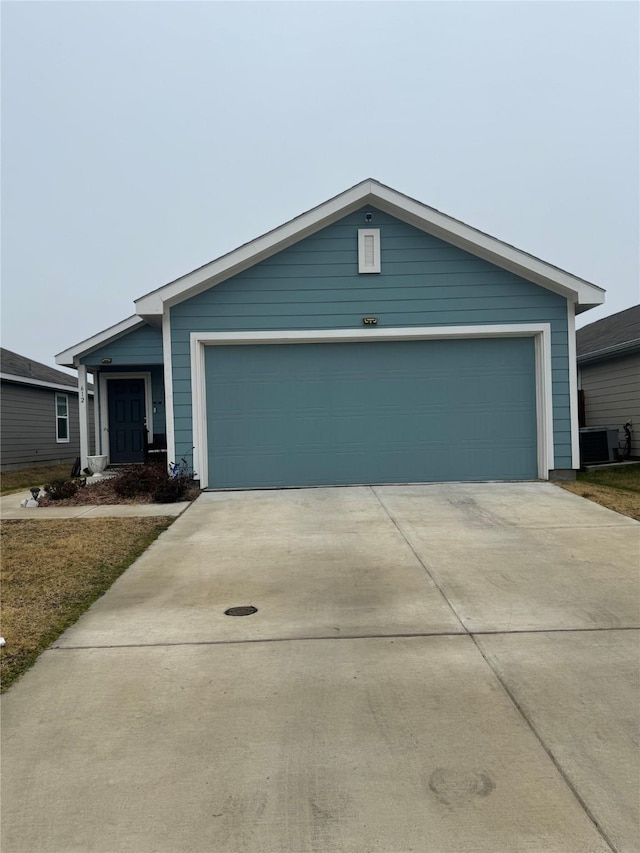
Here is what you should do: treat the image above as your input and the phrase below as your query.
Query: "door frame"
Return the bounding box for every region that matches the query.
[99,372,154,463]
[190,324,554,489]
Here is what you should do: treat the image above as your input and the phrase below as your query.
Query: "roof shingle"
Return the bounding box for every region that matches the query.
[1,348,79,387]
[576,305,640,360]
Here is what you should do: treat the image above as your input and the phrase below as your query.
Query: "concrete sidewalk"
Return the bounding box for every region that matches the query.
[0,490,190,518]
[2,483,639,853]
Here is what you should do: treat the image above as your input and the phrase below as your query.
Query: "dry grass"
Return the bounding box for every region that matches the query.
[0,462,75,496]
[0,517,172,692]
[558,481,640,520]
[557,463,640,521]
[577,462,640,493]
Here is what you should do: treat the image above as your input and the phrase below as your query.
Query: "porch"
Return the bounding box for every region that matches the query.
[56,317,167,471]
[82,365,166,469]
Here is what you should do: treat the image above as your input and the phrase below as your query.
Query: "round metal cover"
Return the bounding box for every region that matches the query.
[224,605,258,617]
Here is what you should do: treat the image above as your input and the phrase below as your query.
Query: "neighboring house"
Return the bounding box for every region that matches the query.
[1,348,94,470]
[576,305,640,459]
[56,179,605,488]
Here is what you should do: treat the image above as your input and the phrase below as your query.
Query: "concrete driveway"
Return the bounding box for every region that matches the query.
[2,483,639,853]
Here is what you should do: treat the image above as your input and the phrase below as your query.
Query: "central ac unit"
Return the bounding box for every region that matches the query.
[579,427,619,465]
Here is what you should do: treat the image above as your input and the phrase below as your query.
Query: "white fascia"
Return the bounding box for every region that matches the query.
[191,324,555,488]
[0,373,94,394]
[55,316,146,368]
[135,182,373,317]
[369,185,605,310]
[134,179,604,320]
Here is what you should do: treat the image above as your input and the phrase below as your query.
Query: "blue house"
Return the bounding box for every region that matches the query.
[56,180,605,488]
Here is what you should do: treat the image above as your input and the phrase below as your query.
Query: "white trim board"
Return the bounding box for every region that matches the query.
[162,311,176,468]
[77,365,89,467]
[98,372,154,464]
[54,392,70,444]
[190,324,555,489]
[566,302,581,469]
[135,179,605,319]
[55,316,147,368]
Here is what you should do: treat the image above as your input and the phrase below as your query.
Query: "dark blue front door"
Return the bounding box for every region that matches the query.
[107,378,146,463]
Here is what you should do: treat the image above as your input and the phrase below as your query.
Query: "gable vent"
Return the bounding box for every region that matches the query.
[358,228,381,273]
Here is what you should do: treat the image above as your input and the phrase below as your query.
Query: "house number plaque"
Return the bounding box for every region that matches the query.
[362,317,378,325]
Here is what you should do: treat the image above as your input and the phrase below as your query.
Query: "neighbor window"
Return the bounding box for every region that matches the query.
[55,393,69,442]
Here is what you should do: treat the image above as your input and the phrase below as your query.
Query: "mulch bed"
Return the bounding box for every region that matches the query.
[38,478,151,507]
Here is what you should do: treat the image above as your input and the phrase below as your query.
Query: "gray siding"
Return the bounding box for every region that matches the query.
[170,206,571,469]
[580,353,640,457]
[1,381,95,469]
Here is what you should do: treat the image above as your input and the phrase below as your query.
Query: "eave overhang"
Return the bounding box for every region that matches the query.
[577,338,640,365]
[134,179,605,319]
[55,316,146,368]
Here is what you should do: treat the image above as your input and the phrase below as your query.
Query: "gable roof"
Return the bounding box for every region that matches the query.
[576,305,640,363]
[55,315,147,369]
[1,348,93,392]
[134,178,605,321]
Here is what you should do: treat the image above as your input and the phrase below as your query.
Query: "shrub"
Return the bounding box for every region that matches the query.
[45,479,79,501]
[151,477,189,504]
[113,464,167,498]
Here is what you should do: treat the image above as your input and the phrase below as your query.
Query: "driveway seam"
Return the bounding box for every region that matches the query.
[470,633,618,853]
[49,625,640,652]
[370,485,469,634]
[51,631,466,650]
[372,484,621,852]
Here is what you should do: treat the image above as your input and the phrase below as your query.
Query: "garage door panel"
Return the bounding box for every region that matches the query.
[212,378,533,416]
[211,408,535,448]
[206,339,537,488]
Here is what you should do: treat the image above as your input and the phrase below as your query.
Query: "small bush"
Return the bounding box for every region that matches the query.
[113,464,167,498]
[151,477,189,504]
[45,479,79,501]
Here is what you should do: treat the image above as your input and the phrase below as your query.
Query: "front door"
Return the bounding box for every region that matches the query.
[107,378,146,463]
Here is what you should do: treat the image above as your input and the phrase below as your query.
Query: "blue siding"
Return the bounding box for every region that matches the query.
[171,207,572,471]
[80,323,163,366]
[81,324,165,454]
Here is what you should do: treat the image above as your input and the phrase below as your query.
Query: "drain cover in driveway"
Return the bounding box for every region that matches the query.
[224,606,258,617]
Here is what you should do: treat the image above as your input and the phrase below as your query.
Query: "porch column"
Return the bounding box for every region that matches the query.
[78,364,89,470]
[93,371,101,455]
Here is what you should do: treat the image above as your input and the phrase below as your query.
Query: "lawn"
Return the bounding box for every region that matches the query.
[557,462,640,521]
[0,461,75,496]
[0,517,172,692]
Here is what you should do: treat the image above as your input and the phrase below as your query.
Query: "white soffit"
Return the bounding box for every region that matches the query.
[133,179,605,318]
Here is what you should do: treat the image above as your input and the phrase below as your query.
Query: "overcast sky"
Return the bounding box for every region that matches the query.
[2,1,638,373]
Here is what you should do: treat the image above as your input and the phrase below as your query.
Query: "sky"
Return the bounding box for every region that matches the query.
[2,1,638,374]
